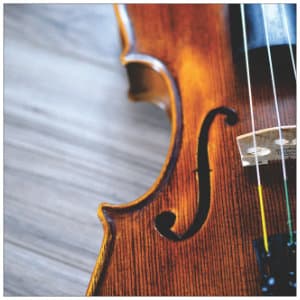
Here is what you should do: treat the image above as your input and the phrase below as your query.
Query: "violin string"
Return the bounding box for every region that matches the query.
[280,4,297,80]
[261,4,294,244]
[240,4,269,253]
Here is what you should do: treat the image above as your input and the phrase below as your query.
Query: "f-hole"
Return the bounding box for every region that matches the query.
[155,106,238,241]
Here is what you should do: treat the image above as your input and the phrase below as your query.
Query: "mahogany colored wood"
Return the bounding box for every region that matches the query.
[87,4,296,296]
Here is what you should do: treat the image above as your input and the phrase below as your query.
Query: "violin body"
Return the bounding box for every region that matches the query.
[87,4,296,296]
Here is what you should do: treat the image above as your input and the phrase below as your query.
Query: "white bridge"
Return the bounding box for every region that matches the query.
[236,125,296,167]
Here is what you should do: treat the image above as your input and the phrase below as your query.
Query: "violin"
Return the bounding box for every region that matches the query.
[86,4,296,296]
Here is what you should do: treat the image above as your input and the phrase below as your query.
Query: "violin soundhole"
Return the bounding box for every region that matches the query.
[155,107,238,241]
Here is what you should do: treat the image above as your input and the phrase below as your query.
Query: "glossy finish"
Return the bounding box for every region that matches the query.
[87,4,296,296]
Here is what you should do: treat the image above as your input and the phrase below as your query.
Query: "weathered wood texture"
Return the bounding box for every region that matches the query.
[4,4,170,296]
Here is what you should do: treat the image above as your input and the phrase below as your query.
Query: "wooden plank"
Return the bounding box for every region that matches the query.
[4,4,170,296]
[4,242,88,296]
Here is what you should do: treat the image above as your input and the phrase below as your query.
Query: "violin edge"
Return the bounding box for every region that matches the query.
[86,204,114,296]
[86,4,183,295]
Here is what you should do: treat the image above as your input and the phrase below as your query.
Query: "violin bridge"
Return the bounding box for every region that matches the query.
[236,126,296,167]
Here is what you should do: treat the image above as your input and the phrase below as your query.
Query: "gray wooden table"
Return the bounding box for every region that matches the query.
[4,4,170,296]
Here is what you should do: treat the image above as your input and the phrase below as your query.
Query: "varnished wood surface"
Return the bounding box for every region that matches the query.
[4,4,170,296]
[90,4,296,296]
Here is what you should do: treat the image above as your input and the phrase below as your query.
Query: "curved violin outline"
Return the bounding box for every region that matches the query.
[86,4,183,295]
[86,4,239,294]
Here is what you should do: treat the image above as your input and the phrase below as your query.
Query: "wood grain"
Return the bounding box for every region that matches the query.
[89,4,296,296]
[4,4,170,296]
